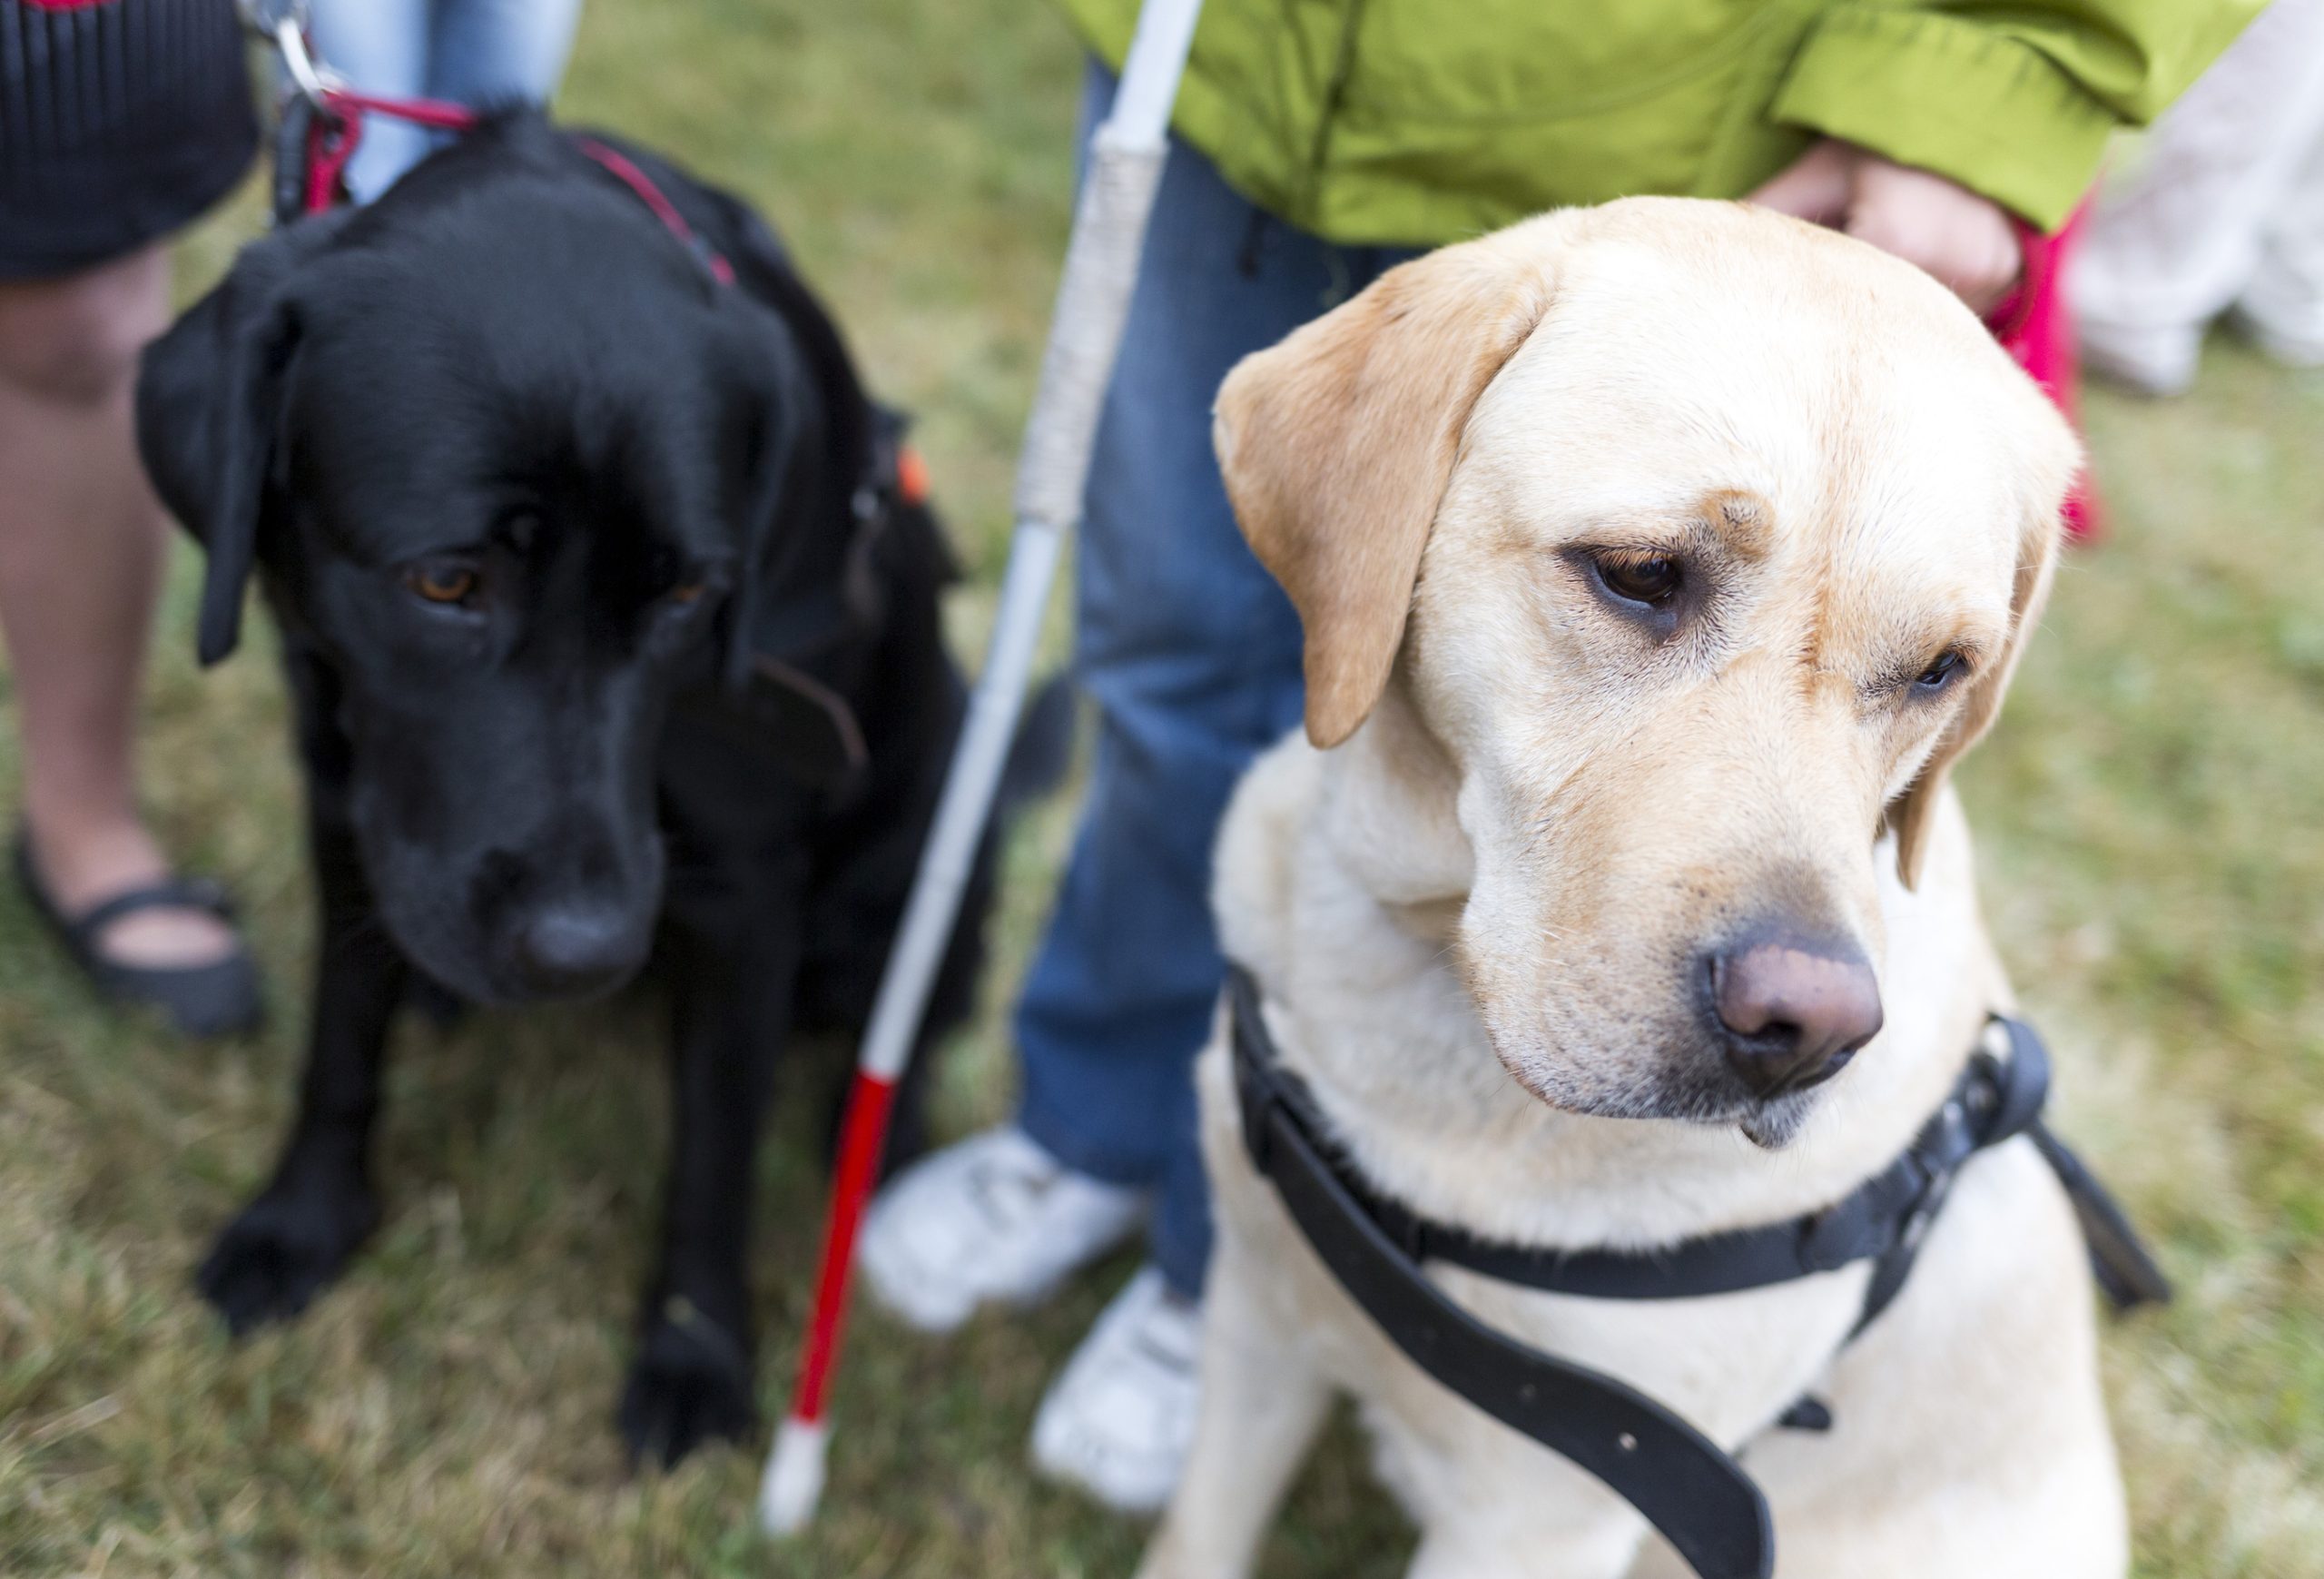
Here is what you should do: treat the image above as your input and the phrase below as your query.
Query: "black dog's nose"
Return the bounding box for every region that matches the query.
[509,904,645,999]
[1708,932,1883,1099]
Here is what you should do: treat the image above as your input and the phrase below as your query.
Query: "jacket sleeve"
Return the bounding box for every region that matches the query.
[1768,1,2264,229]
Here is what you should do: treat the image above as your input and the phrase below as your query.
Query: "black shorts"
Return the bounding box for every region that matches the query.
[0,0,258,281]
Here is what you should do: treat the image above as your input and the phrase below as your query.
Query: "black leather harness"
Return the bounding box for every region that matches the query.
[1226,963,2169,1579]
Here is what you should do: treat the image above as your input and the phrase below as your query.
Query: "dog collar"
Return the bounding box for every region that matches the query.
[1226,964,2168,1579]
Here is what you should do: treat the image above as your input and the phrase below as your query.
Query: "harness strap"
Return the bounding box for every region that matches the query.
[1303,1021,1967,1308]
[1242,981,2163,1324]
[1227,964,2168,1579]
[1230,970,1775,1579]
[2033,1120,2176,1311]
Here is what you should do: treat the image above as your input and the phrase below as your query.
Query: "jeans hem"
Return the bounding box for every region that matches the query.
[1148,1214,1211,1300]
[1018,1090,1170,1191]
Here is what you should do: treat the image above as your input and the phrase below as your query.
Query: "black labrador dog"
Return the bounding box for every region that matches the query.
[137,112,1049,1465]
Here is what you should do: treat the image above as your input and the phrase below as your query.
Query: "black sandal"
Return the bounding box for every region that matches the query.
[14,833,264,1039]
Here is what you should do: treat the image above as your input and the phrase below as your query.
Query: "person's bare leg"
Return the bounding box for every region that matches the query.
[0,246,236,968]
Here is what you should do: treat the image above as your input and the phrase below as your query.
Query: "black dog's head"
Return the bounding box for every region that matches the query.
[138,114,870,1004]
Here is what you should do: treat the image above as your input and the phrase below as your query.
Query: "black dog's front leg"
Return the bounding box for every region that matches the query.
[618,903,803,1466]
[197,820,405,1332]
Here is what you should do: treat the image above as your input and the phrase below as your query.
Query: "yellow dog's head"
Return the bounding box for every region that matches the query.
[1216,199,2073,1146]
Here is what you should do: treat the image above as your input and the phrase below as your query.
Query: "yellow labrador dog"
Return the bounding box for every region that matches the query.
[1141,199,2126,1579]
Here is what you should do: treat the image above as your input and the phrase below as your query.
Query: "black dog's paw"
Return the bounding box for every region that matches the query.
[617,1299,756,1468]
[195,1181,380,1334]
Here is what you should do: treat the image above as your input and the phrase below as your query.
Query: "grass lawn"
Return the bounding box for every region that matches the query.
[2,1,2319,1574]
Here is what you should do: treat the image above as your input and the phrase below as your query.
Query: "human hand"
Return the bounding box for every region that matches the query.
[1749,139,2023,314]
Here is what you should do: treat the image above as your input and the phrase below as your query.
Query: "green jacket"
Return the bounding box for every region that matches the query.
[1058,0,2259,244]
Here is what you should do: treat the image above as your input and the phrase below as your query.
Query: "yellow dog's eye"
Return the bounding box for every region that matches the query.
[404,562,478,606]
[1596,554,1681,606]
[665,580,706,606]
[1914,650,1968,692]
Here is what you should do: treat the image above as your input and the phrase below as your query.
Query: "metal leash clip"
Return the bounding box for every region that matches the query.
[238,0,342,110]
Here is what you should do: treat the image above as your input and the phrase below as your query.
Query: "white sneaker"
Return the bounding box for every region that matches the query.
[1030,1266,1203,1515]
[859,1126,1146,1334]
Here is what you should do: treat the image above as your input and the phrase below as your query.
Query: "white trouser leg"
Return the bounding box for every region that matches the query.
[2238,106,2324,361]
[2075,0,2324,334]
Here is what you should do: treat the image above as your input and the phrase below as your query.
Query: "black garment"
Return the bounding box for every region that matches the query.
[0,0,256,279]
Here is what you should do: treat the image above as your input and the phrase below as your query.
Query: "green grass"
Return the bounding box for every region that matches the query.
[2,2,2319,1574]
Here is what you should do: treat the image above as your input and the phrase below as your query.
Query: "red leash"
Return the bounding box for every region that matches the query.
[1990,211,2101,541]
[570,135,737,287]
[293,77,734,287]
[300,87,478,215]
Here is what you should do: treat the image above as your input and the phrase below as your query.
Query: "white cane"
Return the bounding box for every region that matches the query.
[759,0,1206,1534]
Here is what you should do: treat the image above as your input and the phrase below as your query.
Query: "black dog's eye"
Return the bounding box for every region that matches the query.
[1913,650,1969,694]
[648,545,714,611]
[1592,552,1683,607]
[403,559,479,607]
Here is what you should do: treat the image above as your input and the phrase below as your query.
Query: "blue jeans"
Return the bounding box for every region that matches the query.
[308,0,583,202]
[1015,74,1418,1298]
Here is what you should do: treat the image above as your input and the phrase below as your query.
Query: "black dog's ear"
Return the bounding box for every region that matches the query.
[715,322,821,693]
[136,236,311,666]
[664,158,880,691]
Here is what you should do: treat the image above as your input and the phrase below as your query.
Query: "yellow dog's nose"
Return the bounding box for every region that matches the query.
[1709,933,1884,1098]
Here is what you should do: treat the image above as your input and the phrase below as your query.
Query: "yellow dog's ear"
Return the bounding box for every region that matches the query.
[1212,224,1560,747]
[1888,479,2070,889]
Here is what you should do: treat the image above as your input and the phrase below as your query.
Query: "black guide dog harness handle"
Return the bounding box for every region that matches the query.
[1226,965,2168,1579]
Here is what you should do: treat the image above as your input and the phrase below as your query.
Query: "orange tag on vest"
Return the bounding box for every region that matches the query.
[896,445,931,507]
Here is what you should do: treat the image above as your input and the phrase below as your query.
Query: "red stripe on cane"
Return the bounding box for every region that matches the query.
[791,1068,900,1422]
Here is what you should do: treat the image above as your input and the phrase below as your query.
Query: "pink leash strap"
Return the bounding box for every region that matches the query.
[570,136,737,287]
[1991,210,2099,541]
[294,81,734,290]
[300,87,479,214]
